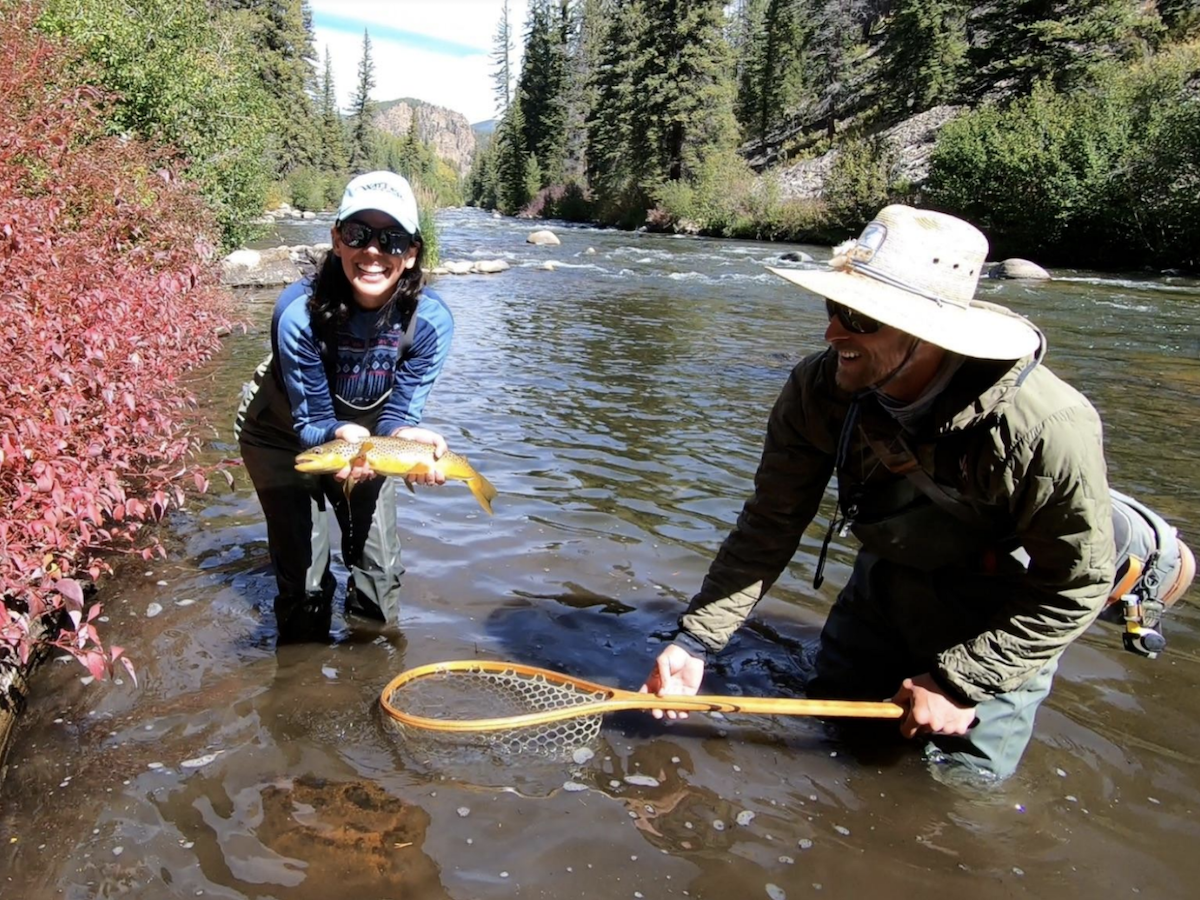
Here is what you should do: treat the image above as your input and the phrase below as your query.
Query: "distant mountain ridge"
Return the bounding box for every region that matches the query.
[374,98,476,174]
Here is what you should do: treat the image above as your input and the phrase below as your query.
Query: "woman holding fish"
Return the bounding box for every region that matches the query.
[235,171,455,643]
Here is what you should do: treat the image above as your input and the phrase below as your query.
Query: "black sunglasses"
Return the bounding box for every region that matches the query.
[337,219,415,256]
[825,298,882,335]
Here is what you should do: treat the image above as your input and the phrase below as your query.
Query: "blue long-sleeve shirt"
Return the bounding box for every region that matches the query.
[270,279,454,448]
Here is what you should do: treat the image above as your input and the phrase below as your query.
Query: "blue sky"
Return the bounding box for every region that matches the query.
[310,1,529,124]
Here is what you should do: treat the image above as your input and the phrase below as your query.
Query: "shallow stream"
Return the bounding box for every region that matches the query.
[2,207,1199,899]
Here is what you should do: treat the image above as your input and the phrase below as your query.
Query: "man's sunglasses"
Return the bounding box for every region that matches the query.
[337,220,415,256]
[825,298,882,335]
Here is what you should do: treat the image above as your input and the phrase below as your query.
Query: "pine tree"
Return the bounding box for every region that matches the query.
[514,0,575,188]
[1157,0,1200,40]
[466,139,500,208]
[811,0,868,140]
[492,0,515,116]
[560,0,609,181]
[212,0,321,173]
[587,0,651,205]
[732,0,769,140]
[347,28,377,172]
[876,0,967,117]
[969,1,1158,99]
[741,0,815,144]
[494,97,532,213]
[640,0,739,182]
[318,46,348,171]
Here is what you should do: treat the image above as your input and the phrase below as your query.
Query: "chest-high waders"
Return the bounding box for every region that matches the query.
[806,396,1194,777]
[234,314,417,643]
[807,398,1060,780]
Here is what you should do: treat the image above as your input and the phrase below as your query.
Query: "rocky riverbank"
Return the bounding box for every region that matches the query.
[219,244,515,287]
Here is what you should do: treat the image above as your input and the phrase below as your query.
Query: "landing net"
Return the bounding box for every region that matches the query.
[381,661,610,753]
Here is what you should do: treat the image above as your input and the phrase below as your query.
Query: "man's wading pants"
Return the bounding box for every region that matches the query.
[809,551,1057,779]
[240,443,404,641]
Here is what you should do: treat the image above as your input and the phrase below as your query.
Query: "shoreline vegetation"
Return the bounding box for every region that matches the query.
[1,0,1197,780]
[0,1,234,776]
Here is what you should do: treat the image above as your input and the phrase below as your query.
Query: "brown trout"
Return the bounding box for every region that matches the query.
[294,437,497,514]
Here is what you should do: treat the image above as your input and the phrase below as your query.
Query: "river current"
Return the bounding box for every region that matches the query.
[2,207,1199,899]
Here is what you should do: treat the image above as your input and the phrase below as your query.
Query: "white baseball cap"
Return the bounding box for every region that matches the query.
[336,170,420,236]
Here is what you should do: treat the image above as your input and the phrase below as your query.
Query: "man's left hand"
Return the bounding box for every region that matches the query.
[892,673,977,739]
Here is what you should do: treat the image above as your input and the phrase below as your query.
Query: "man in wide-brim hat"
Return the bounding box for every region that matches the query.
[640,204,1120,779]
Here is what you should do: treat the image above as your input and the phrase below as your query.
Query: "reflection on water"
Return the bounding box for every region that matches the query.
[2,208,1200,899]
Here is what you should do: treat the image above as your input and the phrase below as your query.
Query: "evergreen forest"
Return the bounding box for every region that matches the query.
[472,0,1200,270]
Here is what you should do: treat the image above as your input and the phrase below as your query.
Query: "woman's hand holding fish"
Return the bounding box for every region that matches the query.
[391,426,448,487]
[640,644,705,720]
[333,423,375,484]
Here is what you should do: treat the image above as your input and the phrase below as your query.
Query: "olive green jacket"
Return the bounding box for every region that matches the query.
[679,340,1115,704]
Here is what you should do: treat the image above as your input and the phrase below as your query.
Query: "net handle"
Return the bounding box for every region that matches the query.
[380,660,905,733]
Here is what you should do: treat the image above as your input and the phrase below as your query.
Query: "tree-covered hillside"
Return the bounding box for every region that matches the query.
[470,0,1200,270]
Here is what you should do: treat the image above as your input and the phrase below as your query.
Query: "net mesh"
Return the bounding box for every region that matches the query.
[383,665,610,754]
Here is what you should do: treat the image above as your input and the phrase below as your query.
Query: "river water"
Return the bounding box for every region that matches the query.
[2,207,1199,899]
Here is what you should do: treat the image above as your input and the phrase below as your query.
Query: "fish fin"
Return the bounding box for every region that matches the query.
[404,478,417,495]
[467,474,496,515]
[343,474,356,497]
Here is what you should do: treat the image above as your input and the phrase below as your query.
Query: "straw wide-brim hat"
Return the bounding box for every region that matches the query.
[768,205,1041,360]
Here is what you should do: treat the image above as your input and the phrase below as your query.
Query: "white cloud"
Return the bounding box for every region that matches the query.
[310,0,530,125]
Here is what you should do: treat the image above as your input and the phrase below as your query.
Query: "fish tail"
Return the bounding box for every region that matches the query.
[466,473,497,515]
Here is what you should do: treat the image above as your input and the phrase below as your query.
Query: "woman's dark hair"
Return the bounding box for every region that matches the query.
[308,227,426,361]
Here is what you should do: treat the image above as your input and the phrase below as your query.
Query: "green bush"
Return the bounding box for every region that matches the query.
[1114,46,1200,269]
[38,0,275,249]
[822,134,902,232]
[926,54,1199,270]
[652,149,760,235]
[925,80,1132,264]
[286,167,339,212]
[415,187,440,270]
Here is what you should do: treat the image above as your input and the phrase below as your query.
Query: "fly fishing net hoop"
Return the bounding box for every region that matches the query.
[381,660,611,754]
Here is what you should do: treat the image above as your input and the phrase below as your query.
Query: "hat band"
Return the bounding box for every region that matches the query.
[847,259,969,310]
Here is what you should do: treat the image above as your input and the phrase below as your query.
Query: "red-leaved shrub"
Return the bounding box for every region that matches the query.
[0,1,234,681]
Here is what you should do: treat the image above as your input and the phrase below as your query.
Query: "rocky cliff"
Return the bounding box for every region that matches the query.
[374,98,477,174]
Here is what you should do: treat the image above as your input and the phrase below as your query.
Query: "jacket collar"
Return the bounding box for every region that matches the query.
[933,323,1047,435]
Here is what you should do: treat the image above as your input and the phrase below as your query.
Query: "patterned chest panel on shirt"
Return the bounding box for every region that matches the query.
[333,322,405,405]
